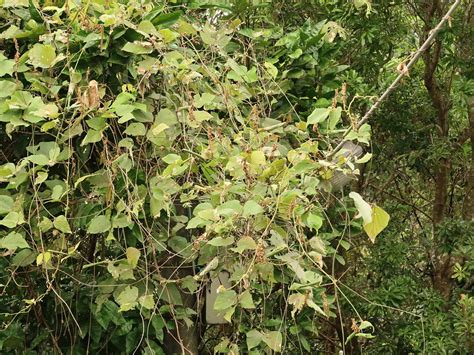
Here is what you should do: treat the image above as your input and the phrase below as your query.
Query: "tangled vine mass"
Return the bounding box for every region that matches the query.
[0,0,472,354]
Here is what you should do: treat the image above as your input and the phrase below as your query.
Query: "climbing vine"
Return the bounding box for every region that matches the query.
[0,1,391,353]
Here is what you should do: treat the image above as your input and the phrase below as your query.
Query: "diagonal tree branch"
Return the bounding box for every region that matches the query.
[327,0,462,158]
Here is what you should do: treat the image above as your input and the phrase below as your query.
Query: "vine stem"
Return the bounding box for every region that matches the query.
[327,0,462,158]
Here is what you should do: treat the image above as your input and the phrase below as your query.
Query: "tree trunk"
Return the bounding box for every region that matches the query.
[420,0,454,301]
[162,256,199,355]
[461,97,474,221]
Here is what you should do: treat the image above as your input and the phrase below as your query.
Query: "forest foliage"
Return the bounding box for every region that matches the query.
[0,0,472,354]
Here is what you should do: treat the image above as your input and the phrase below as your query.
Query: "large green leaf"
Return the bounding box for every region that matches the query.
[262,331,282,352]
[214,289,237,311]
[53,215,72,234]
[116,286,139,312]
[29,44,56,68]
[307,107,330,124]
[0,195,14,215]
[243,200,264,217]
[126,247,140,268]
[87,215,111,234]
[0,232,29,250]
[122,42,153,54]
[246,330,262,350]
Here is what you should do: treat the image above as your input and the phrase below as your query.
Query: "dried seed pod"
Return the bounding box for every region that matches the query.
[81,80,100,109]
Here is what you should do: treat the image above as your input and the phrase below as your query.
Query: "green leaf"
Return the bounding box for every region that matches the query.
[116,286,139,312]
[26,154,50,166]
[122,42,153,54]
[243,200,264,217]
[262,331,282,352]
[126,247,140,268]
[214,289,237,311]
[239,290,255,309]
[328,107,342,130]
[151,123,169,135]
[246,330,262,350]
[359,320,374,331]
[53,215,72,234]
[307,107,330,124]
[137,20,159,36]
[208,236,234,247]
[0,211,25,228]
[29,44,56,69]
[0,232,29,250]
[216,200,242,217]
[193,110,213,122]
[81,129,102,146]
[231,236,257,254]
[150,11,181,27]
[124,122,146,136]
[0,195,14,215]
[87,215,111,234]
[11,249,36,266]
[8,90,32,109]
[364,205,390,243]
[306,213,323,231]
[162,154,181,165]
[156,283,183,305]
[0,80,16,97]
[181,275,198,293]
[35,171,48,185]
[39,217,53,232]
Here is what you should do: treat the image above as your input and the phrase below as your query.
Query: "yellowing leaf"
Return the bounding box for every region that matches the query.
[249,150,266,166]
[364,205,390,243]
[159,29,179,43]
[36,251,52,266]
[3,0,28,7]
[288,293,306,317]
[126,247,140,268]
[138,294,155,309]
